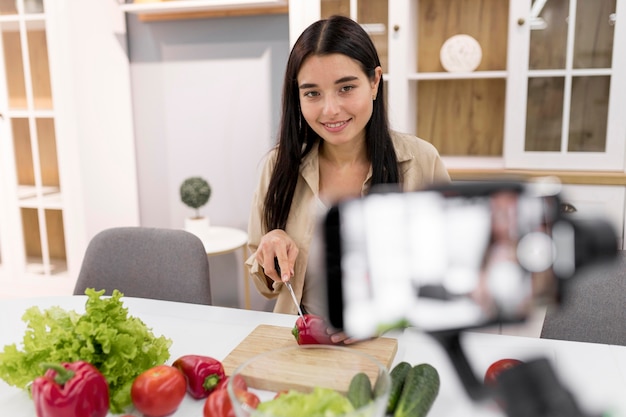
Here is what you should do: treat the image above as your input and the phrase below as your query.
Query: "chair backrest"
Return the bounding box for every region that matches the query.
[73,227,212,305]
[540,251,625,345]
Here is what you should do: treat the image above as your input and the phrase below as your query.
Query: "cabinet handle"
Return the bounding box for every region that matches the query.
[560,202,577,213]
[517,18,526,26]
[393,24,400,32]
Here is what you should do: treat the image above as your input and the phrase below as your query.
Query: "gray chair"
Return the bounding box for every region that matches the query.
[73,227,212,305]
[540,251,625,345]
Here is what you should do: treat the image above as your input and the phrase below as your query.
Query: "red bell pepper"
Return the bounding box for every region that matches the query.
[31,361,109,417]
[291,314,336,345]
[172,354,225,399]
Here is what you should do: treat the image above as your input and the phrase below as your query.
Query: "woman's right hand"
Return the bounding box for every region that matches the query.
[255,229,299,284]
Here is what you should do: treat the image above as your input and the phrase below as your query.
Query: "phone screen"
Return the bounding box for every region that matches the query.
[323,182,570,338]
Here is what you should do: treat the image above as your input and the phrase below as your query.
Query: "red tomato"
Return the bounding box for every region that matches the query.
[131,365,187,417]
[214,374,248,391]
[484,358,524,386]
[203,388,259,417]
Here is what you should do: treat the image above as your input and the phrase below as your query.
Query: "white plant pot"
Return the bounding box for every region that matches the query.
[184,217,210,239]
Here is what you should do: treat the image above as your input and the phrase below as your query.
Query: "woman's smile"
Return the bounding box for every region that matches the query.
[322,119,352,132]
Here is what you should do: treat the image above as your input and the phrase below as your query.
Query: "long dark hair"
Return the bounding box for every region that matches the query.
[263,15,399,231]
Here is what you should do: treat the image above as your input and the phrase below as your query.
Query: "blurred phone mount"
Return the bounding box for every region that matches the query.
[320,178,618,416]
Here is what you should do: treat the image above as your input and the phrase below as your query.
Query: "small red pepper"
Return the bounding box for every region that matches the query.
[203,387,259,417]
[291,314,336,345]
[214,374,247,392]
[31,361,109,417]
[172,354,225,399]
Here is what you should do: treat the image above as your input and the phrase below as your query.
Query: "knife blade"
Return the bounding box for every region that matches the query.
[275,257,305,320]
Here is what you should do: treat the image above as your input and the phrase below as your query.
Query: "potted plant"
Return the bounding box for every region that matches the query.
[180,176,212,237]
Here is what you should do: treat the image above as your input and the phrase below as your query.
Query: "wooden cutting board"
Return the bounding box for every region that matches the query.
[221,324,398,394]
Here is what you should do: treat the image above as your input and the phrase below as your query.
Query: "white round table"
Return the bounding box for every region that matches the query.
[193,226,251,309]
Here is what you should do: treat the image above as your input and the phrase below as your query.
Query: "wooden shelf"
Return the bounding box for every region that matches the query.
[119,0,288,22]
[448,168,626,186]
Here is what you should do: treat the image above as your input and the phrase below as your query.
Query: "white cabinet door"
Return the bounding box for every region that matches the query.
[504,0,626,171]
[0,0,65,279]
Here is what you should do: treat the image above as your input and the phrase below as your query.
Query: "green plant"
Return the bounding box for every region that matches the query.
[180,177,211,218]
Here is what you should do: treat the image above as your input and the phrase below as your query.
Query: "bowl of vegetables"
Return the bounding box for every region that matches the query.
[228,344,391,417]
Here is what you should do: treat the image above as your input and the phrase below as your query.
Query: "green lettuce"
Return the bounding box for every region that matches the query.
[257,387,355,417]
[0,288,171,413]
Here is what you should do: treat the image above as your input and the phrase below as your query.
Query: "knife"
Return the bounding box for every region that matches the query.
[275,257,305,320]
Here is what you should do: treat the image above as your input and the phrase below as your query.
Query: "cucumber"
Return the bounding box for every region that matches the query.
[347,372,372,409]
[394,363,440,417]
[386,361,412,414]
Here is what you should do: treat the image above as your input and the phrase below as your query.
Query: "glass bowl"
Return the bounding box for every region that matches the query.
[228,344,391,417]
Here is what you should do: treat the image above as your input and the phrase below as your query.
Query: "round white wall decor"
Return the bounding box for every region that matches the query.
[440,34,483,73]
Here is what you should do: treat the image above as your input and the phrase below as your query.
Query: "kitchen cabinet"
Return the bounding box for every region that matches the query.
[0,0,139,295]
[288,0,626,247]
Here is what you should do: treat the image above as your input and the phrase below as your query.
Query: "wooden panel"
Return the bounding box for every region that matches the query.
[21,207,42,259]
[448,169,626,186]
[0,0,17,15]
[12,118,35,186]
[417,79,505,156]
[138,5,288,22]
[222,324,397,393]
[529,0,568,70]
[321,0,349,17]
[2,31,27,109]
[36,118,60,187]
[358,0,388,72]
[46,209,66,260]
[525,77,564,152]
[568,76,609,152]
[574,0,615,69]
[27,29,53,110]
[417,0,508,72]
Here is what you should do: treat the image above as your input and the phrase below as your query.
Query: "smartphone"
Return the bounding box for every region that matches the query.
[322,180,615,338]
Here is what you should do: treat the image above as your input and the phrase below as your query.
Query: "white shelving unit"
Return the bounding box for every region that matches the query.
[0,0,140,297]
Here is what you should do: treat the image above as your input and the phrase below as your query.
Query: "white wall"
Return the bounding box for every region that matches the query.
[127,14,289,310]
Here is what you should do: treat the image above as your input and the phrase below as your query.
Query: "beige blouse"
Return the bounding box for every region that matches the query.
[245,131,451,315]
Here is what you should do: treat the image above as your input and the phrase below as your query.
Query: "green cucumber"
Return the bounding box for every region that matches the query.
[347,372,372,409]
[386,361,412,414]
[394,363,440,417]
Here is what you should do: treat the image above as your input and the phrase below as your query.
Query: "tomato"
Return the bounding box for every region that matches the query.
[484,358,524,386]
[203,388,259,417]
[131,365,187,417]
[214,374,248,391]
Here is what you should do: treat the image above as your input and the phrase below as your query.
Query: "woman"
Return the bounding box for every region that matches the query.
[246,15,450,324]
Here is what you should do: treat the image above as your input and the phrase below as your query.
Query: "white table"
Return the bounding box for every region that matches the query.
[194,226,251,309]
[1,296,625,417]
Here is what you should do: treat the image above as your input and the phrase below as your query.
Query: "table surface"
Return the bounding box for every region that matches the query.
[196,226,248,255]
[1,296,625,417]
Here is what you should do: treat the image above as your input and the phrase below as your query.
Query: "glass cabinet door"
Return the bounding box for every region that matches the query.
[505,0,625,170]
[0,0,67,277]
[320,0,389,77]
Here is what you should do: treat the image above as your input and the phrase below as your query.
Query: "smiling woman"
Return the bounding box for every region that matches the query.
[245,15,450,327]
